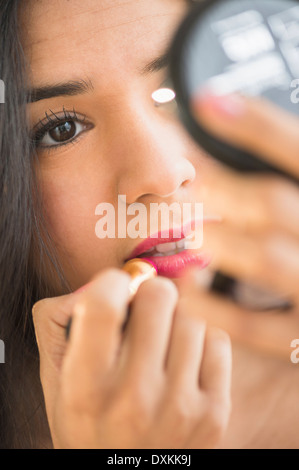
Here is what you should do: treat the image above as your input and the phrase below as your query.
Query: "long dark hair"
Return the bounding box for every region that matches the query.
[0,0,196,449]
[0,0,69,448]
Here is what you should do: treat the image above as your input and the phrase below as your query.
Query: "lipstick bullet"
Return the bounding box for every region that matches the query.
[122,258,158,301]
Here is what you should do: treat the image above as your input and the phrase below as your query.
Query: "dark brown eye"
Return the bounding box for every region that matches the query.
[33,111,92,149]
[49,121,76,142]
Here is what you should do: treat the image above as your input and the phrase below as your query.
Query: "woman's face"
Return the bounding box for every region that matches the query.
[22,0,212,291]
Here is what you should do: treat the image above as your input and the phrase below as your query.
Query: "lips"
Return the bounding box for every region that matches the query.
[126,221,211,278]
[141,250,211,278]
[128,221,198,259]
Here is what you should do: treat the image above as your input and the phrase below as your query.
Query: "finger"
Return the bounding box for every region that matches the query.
[203,224,299,302]
[192,92,299,178]
[123,277,178,380]
[186,327,232,450]
[199,164,299,239]
[187,286,297,360]
[62,269,131,397]
[200,327,232,400]
[166,297,206,388]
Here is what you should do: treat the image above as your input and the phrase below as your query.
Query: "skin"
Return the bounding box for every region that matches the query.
[21,0,299,449]
[191,94,299,359]
[191,94,299,448]
[22,0,201,291]
[22,0,232,449]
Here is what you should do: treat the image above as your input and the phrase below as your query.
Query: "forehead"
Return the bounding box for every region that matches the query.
[20,0,188,86]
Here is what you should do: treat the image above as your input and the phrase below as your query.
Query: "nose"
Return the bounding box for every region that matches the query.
[109,104,196,204]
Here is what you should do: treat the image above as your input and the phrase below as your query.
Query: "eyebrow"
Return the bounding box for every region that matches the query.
[28,79,94,103]
[28,51,170,103]
[140,50,170,75]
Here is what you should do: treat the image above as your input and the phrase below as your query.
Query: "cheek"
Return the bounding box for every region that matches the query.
[41,176,97,248]
[38,168,119,286]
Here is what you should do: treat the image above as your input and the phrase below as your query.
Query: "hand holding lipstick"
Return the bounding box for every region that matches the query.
[32,265,232,449]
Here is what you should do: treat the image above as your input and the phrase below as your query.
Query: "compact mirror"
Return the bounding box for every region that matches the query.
[170,0,299,181]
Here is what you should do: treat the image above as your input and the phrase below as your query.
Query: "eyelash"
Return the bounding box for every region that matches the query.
[32,78,176,151]
[32,107,91,150]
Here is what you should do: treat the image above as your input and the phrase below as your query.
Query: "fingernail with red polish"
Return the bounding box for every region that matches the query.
[193,90,246,119]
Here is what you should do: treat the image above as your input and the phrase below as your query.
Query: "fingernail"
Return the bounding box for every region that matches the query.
[73,282,92,294]
[193,90,246,119]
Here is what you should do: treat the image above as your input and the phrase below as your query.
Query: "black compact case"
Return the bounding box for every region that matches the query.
[169,0,299,183]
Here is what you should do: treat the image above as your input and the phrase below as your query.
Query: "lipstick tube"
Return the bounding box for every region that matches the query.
[122,258,158,301]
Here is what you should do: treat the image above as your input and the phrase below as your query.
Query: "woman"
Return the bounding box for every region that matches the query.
[0,0,298,449]
[0,0,232,449]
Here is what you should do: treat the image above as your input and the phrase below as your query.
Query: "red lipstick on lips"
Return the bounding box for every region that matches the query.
[126,221,211,278]
[142,252,210,278]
